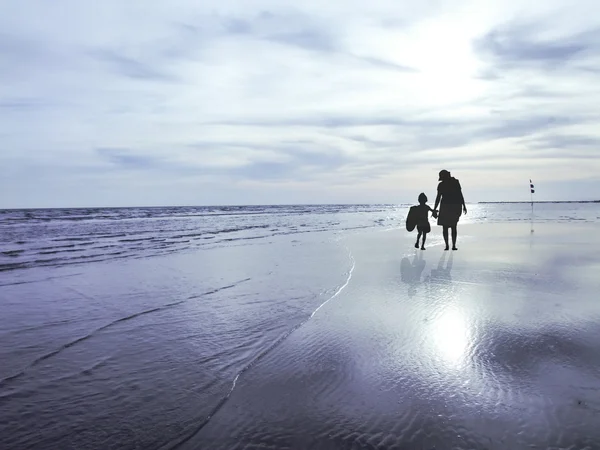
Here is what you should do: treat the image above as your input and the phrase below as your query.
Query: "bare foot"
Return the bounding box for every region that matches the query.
[452,247,458,251]
[415,243,419,249]
[421,246,426,250]
[444,246,449,251]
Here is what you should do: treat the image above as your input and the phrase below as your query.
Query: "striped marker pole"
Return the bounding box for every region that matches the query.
[530,179,535,232]
[530,180,535,211]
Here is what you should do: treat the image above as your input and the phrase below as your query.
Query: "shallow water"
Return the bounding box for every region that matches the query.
[1,205,600,449]
[0,232,352,449]
[0,204,387,273]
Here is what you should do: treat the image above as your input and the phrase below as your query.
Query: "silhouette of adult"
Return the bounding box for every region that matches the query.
[434,170,467,251]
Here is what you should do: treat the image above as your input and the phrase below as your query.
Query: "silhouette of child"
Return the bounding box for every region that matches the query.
[414,193,437,250]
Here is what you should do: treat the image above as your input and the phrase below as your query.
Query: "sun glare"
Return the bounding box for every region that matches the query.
[430,306,471,368]
[404,20,485,105]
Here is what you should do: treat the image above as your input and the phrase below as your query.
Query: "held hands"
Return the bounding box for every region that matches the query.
[432,209,438,219]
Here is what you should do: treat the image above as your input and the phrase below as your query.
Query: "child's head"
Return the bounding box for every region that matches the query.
[418,193,427,204]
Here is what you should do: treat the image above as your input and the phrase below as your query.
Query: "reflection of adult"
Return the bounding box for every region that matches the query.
[430,252,453,284]
[434,170,467,251]
[425,252,453,297]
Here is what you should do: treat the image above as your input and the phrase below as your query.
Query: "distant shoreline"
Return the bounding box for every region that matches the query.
[2,201,600,210]
[478,201,600,204]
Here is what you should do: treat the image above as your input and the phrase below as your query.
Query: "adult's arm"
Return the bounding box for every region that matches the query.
[434,183,442,211]
[457,180,467,214]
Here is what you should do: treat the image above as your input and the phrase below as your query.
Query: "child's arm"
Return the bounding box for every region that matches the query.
[428,205,438,218]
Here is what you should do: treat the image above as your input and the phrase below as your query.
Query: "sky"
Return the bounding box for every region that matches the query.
[1,0,600,208]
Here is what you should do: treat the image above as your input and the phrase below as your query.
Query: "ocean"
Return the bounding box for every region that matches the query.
[1,203,600,449]
[2,202,599,273]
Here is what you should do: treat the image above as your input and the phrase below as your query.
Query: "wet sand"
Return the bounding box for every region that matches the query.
[181,223,600,449]
[0,232,352,450]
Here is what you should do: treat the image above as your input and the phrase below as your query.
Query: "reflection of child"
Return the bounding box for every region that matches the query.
[414,193,437,250]
[400,253,426,297]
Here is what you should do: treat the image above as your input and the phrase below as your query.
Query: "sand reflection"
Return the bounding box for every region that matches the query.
[431,306,470,368]
[425,252,472,370]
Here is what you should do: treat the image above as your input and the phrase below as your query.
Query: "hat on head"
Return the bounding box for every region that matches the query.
[439,169,450,181]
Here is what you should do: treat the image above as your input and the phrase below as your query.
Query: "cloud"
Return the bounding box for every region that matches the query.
[477,115,575,140]
[89,50,176,81]
[96,148,162,169]
[474,22,594,69]
[269,29,335,52]
[531,133,600,150]
[0,32,65,82]
[1,1,600,207]
[0,98,48,110]
[233,146,350,181]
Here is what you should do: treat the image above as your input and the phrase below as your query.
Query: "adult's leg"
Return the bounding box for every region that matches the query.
[442,226,449,250]
[451,225,458,250]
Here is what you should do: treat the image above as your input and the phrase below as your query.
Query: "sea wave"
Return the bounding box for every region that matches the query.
[1,203,599,272]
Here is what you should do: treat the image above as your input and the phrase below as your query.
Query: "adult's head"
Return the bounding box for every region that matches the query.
[438,169,451,181]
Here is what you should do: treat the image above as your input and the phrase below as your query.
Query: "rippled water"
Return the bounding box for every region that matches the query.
[1,204,599,449]
[0,205,393,273]
[2,203,599,273]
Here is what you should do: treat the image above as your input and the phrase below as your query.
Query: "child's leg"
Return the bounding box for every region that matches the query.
[415,230,422,248]
[421,232,427,249]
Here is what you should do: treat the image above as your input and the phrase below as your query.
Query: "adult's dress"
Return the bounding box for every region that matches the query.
[437,176,464,227]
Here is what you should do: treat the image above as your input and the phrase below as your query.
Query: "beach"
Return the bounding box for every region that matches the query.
[1,205,600,449]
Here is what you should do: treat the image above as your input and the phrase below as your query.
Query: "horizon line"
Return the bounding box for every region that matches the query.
[2,200,600,210]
